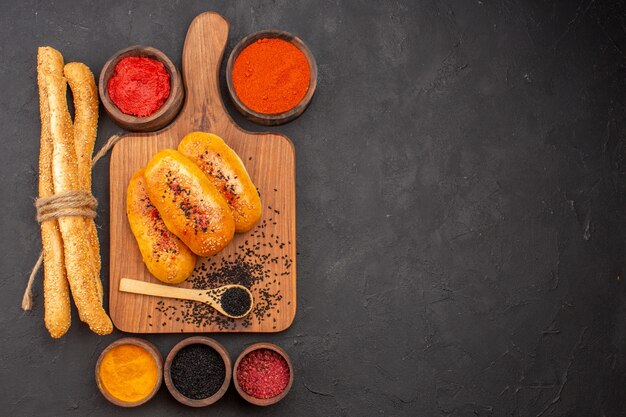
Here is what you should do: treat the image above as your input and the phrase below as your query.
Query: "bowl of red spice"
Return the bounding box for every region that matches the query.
[99,45,183,132]
[164,336,232,407]
[233,342,294,406]
[226,30,317,125]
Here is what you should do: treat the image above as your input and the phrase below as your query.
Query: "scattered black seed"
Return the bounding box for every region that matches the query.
[145,202,291,330]
[170,344,226,400]
[220,287,252,317]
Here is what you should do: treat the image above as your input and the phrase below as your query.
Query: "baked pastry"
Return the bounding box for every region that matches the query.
[37,46,112,335]
[143,149,235,257]
[37,47,71,338]
[127,168,196,284]
[178,132,262,232]
[64,61,102,302]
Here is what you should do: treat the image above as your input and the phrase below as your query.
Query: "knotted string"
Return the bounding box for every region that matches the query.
[36,190,97,223]
[22,133,122,311]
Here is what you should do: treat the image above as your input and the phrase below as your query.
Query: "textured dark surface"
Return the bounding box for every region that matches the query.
[1,1,625,416]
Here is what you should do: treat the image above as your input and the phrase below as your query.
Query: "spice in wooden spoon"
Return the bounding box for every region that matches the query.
[119,278,253,319]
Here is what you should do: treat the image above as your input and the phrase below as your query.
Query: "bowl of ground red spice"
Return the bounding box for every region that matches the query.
[99,45,183,132]
[233,342,294,406]
[164,336,231,407]
[226,30,317,125]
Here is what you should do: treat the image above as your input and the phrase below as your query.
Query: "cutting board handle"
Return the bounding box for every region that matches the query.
[179,12,230,131]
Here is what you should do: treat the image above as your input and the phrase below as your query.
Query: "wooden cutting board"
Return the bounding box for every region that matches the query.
[109,12,296,333]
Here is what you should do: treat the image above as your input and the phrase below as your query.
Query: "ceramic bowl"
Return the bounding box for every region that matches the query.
[99,45,183,132]
[95,337,163,407]
[233,342,294,406]
[225,30,317,125]
[163,336,232,407]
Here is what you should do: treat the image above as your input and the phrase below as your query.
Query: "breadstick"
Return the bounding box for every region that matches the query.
[37,47,71,338]
[64,62,102,303]
[39,47,112,335]
[64,63,98,191]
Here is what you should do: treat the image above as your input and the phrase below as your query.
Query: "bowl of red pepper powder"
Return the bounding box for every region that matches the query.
[226,30,317,125]
[99,45,183,132]
[233,342,294,406]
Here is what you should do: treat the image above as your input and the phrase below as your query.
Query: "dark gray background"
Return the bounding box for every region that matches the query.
[1,1,625,416]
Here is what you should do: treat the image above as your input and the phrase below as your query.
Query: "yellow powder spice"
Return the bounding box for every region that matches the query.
[99,344,158,403]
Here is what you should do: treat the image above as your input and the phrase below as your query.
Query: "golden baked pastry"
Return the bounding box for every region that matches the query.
[37,47,71,338]
[37,46,112,336]
[64,61,102,303]
[178,132,262,233]
[127,168,196,284]
[143,149,235,257]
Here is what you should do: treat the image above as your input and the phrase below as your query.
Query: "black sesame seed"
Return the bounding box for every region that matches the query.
[150,206,290,330]
[220,287,252,317]
[170,344,226,400]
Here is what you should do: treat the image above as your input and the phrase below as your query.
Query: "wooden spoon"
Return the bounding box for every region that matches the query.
[119,278,254,319]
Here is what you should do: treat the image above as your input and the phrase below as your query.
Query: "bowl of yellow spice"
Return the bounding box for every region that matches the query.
[96,337,162,407]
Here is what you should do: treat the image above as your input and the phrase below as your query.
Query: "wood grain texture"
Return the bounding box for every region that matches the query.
[109,12,296,333]
[119,278,254,319]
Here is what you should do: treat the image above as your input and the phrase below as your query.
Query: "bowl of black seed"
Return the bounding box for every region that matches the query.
[164,336,231,407]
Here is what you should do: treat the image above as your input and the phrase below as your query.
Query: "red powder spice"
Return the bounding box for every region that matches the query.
[237,349,290,399]
[232,38,310,114]
[108,56,170,117]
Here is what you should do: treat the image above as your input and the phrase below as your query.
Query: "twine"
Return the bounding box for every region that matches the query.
[22,133,122,311]
[36,190,97,223]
